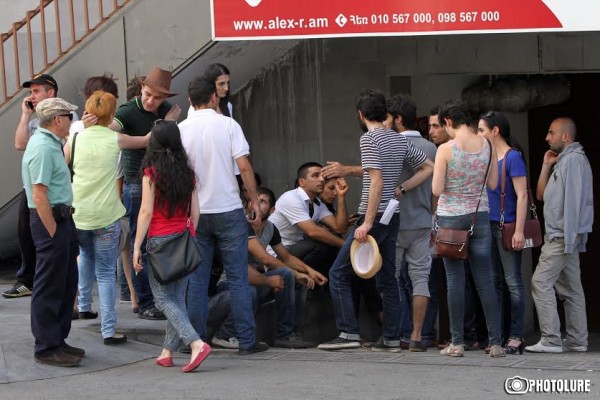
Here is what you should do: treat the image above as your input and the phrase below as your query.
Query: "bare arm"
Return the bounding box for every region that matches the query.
[511,176,528,250]
[273,243,328,285]
[236,155,260,224]
[32,184,56,237]
[395,159,434,198]
[296,220,345,247]
[321,161,363,179]
[15,99,35,151]
[248,238,287,269]
[432,143,451,197]
[323,178,349,234]
[248,266,283,291]
[486,141,499,190]
[133,175,155,272]
[354,168,382,243]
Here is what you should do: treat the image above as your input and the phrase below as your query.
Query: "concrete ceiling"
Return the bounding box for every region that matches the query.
[169,39,300,114]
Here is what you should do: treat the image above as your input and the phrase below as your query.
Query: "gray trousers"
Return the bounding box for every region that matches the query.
[531,235,588,347]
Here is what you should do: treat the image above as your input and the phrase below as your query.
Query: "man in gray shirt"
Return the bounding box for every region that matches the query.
[385,94,437,352]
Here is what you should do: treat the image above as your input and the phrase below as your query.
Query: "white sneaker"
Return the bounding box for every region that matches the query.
[525,339,563,353]
[562,339,587,352]
[211,336,239,349]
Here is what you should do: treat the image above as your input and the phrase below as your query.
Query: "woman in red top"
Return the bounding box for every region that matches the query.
[133,120,210,373]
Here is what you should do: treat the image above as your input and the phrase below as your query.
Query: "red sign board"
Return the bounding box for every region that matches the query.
[212,0,566,40]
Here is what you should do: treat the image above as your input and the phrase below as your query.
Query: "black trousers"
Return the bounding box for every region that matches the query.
[286,238,338,277]
[29,210,79,354]
[16,190,36,287]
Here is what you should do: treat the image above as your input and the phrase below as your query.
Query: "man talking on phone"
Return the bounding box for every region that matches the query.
[4,74,77,299]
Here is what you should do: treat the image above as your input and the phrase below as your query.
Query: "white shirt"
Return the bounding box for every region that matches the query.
[179,108,249,213]
[268,187,333,247]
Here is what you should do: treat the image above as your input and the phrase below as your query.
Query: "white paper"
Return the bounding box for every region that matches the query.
[379,198,399,225]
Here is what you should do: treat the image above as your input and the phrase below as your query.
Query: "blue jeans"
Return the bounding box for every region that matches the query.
[490,223,524,339]
[258,268,303,338]
[187,209,256,349]
[208,282,258,340]
[122,183,154,313]
[329,214,400,343]
[147,234,200,351]
[438,212,501,346]
[77,221,120,338]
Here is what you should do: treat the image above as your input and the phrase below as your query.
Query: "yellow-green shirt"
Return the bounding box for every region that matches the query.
[69,125,125,230]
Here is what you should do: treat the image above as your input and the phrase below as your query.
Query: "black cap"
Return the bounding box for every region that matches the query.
[22,74,58,91]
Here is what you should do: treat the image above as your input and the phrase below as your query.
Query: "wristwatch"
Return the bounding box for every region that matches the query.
[399,185,407,195]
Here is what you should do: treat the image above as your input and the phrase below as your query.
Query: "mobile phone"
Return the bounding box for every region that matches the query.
[26,100,34,110]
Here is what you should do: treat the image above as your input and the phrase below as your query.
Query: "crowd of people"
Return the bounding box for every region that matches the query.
[5,61,594,369]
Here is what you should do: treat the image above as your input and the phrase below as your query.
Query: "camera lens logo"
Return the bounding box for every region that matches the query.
[505,376,530,395]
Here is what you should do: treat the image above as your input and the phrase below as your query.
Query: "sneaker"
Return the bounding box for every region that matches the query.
[562,339,587,352]
[2,282,32,298]
[525,339,563,353]
[273,333,316,349]
[371,337,402,353]
[318,336,361,351]
[138,307,166,320]
[211,336,240,349]
[238,342,269,355]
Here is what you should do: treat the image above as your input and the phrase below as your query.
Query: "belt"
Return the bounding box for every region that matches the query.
[30,204,75,219]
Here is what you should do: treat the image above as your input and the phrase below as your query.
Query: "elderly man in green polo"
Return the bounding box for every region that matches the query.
[22,97,83,367]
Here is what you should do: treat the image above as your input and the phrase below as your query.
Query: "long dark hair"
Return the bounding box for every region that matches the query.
[480,110,525,157]
[140,120,196,217]
[204,63,231,117]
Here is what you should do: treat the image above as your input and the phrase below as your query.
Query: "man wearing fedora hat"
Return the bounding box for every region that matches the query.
[23,97,83,366]
[318,89,433,352]
[110,66,181,321]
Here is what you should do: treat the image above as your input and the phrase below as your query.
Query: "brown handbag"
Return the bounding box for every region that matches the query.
[499,148,543,250]
[435,138,492,260]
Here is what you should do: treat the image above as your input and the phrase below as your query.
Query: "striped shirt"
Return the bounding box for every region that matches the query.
[358,128,427,215]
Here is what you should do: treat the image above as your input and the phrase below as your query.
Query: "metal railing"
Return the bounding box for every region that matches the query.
[0,0,130,107]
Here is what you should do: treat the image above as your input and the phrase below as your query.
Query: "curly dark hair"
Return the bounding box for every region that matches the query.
[140,120,196,217]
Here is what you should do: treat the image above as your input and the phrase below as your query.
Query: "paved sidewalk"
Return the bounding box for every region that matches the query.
[1,281,599,387]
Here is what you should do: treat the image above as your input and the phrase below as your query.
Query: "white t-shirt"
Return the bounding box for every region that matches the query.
[268,187,333,247]
[179,108,249,213]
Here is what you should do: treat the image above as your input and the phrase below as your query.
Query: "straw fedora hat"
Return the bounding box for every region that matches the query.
[350,235,382,279]
[139,66,177,97]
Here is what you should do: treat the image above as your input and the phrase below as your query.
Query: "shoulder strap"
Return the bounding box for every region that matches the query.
[68,132,79,178]
[470,137,493,229]
[499,148,513,217]
[499,148,539,224]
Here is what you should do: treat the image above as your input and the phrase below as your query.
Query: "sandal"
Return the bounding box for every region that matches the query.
[440,343,464,357]
[489,344,506,358]
[504,338,524,355]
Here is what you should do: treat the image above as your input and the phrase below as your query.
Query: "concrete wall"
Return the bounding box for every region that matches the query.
[232,31,600,336]
[0,0,213,209]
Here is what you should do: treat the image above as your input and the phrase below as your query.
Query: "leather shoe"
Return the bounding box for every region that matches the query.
[238,342,269,355]
[79,311,98,320]
[104,334,128,346]
[61,343,85,357]
[35,349,81,367]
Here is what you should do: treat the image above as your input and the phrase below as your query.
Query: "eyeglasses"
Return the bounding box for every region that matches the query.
[484,111,495,118]
[56,113,73,121]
